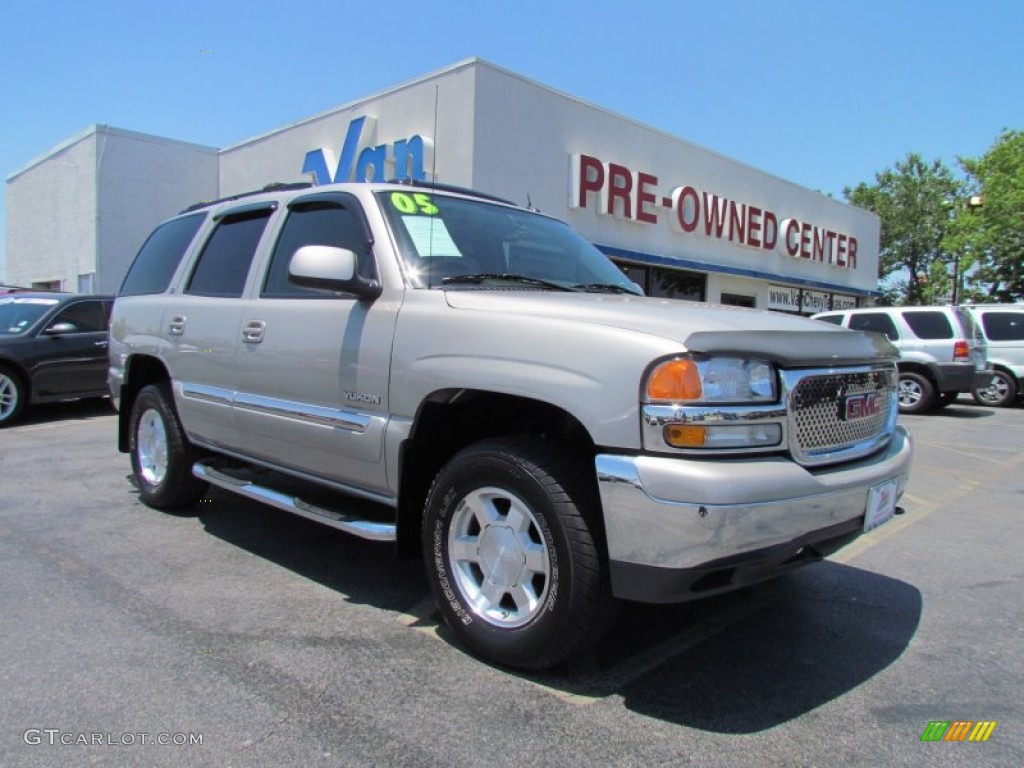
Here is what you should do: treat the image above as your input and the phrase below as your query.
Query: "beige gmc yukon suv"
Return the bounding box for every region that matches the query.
[109,181,913,669]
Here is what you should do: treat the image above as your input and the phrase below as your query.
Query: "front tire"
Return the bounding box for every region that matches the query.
[423,437,612,670]
[129,384,207,509]
[897,372,934,414]
[0,366,26,427]
[972,369,1017,408]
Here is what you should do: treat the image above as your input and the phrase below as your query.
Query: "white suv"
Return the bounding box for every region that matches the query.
[963,305,1024,407]
[813,306,991,414]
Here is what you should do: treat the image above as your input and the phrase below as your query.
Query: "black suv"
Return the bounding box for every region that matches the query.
[0,293,114,426]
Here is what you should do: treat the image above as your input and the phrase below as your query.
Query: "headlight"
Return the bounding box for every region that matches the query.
[646,356,777,404]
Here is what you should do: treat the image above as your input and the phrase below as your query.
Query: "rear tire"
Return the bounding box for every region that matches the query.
[972,370,1017,408]
[897,372,934,414]
[423,437,612,670]
[129,384,207,509]
[0,366,26,427]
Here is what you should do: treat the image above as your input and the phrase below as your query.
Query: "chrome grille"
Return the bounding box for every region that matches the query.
[787,367,896,465]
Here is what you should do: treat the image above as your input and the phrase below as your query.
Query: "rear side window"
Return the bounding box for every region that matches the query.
[902,311,953,340]
[848,313,899,341]
[186,209,272,298]
[982,311,1024,341]
[119,213,206,296]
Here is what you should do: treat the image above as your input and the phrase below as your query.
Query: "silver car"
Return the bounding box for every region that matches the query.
[813,305,992,414]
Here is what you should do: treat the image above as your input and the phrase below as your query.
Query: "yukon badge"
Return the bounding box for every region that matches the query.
[342,390,381,405]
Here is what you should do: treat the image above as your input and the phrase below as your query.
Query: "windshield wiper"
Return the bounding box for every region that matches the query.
[441,273,572,291]
[573,283,642,295]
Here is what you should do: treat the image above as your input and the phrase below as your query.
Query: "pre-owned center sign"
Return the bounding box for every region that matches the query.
[570,154,859,271]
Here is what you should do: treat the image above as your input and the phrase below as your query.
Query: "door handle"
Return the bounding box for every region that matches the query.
[169,316,187,336]
[94,340,109,347]
[242,320,266,344]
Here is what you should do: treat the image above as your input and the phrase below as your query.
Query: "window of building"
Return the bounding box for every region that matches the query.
[262,201,374,298]
[720,293,756,308]
[186,209,272,298]
[120,213,206,296]
[902,311,953,340]
[649,268,706,301]
[31,280,62,292]
[848,312,899,341]
[611,262,706,301]
[77,273,96,294]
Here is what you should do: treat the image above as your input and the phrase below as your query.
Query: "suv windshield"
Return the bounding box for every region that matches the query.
[0,297,58,335]
[376,190,641,294]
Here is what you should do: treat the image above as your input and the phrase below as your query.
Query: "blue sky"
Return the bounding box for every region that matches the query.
[2,0,1022,281]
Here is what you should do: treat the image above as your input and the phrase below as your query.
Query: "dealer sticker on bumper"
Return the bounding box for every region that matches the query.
[864,478,898,532]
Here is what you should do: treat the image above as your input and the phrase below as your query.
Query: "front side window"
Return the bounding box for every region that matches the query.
[263,202,374,298]
[50,300,109,333]
[120,213,206,296]
[376,190,641,294]
[849,313,899,341]
[186,210,272,298]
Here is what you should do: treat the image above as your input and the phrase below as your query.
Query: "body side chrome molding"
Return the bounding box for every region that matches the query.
[178,380,372,433]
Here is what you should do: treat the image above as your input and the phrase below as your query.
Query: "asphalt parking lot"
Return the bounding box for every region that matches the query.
[1,396,1021,767]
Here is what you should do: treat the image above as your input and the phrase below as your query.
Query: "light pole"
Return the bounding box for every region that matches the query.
[952,195,984,305]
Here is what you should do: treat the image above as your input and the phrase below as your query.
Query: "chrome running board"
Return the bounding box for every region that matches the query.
[193,462,397,542]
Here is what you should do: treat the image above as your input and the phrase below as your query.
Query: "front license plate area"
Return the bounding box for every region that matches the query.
[864,478,898,532]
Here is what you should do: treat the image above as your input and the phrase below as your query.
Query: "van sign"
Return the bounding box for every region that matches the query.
[302,116,431,185]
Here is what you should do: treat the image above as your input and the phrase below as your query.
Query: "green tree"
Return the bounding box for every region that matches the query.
[945,130,1024,302]
[844,154,963,305]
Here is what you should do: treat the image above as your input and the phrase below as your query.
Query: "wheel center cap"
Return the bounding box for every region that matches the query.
[478,525,525,587]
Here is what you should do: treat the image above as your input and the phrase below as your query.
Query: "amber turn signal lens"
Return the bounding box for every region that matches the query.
[647,359,702,401]
[664,425,707,447]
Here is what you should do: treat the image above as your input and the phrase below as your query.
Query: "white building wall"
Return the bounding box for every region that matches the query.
[468,62,880,297]
[219,60,480,195]
[95,128,218,294]
[6,130,98,291]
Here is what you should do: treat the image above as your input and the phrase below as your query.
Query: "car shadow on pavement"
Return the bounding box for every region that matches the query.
[195,485,428,614]
[10,397,114,427]
[193,485,921,733]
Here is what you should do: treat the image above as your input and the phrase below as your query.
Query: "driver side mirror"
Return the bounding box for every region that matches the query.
[43,322,78,336]
[288,245,381,300]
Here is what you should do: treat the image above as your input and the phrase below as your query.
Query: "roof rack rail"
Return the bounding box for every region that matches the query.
[387,178,516,206]
[180,182,313,214]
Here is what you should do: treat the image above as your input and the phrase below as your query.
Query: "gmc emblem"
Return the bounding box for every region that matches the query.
[842,392,881,421]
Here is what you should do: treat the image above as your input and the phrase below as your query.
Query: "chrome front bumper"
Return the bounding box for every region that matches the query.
[595,426,913,602]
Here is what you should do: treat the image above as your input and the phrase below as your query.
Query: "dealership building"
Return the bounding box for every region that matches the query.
[5,58,879,312]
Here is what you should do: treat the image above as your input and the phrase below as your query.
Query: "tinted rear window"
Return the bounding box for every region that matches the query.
[982,311,1024,341]
[902,311,953,340]
[119,214,206,296]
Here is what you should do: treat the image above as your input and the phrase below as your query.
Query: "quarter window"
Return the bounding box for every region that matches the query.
[186,210,272,298]
[120,213,206,296]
